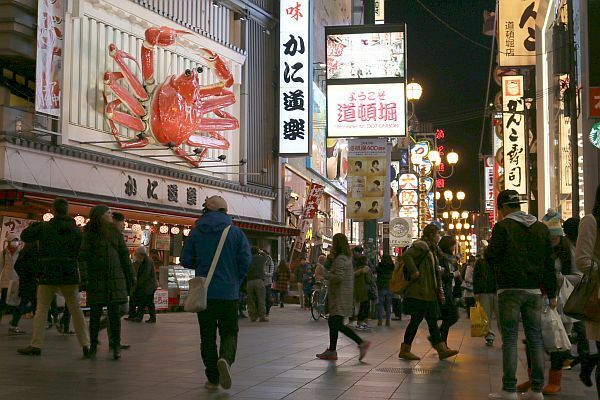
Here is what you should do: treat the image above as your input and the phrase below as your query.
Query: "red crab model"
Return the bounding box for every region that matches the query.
[102,26,238,167]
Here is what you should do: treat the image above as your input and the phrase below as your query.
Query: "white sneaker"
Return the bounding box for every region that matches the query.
[489,391,518,400]
[217,358,232,390]
[519,391,544,400]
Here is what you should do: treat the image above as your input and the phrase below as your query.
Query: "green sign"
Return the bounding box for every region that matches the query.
[591,121,600,149]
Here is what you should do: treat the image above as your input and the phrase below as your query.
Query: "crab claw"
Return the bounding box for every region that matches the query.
[144,26,191,47]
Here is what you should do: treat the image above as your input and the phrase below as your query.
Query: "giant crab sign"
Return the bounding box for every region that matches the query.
[102,26,238,167]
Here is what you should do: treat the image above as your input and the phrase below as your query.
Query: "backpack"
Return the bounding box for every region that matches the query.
[389,251,428,295]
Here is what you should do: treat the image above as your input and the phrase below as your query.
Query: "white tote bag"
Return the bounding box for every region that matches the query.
[184,226,231,313]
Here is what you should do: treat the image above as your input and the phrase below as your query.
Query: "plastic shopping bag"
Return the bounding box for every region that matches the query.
[541,307,572,353]
[470,301,489,337]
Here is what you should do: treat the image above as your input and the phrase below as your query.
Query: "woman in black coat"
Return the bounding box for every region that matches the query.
[131,247,158,323]
[79,205,134,360]
[437,236,460,346]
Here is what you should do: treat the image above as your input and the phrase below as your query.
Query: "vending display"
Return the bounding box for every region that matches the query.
[159,265,195,307]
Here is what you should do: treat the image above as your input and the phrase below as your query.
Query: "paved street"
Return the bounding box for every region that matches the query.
[0,306,595,400]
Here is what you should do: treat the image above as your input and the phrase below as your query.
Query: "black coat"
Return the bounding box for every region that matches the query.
[13,243,38,299]
[79,225,134,305]
[473,257,496,294]
[21,216,82,285]
[439,251,458,306]
[133,254,157,296]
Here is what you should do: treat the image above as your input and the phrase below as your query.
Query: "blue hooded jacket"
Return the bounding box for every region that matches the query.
[181,211,251,300]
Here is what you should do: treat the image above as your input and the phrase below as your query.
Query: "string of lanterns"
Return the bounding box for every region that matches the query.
[41,212,192,236]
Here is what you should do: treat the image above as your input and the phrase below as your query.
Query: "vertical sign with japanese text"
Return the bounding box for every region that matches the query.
[498,0,538,66]
[35,0,64,116]
[484,156,495,213]
[502,75,527,195]
[280,0,310,155]
[293,182,325,252]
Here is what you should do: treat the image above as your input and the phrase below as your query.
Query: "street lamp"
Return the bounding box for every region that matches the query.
[438,189,465,211]
[407,81,423,102]
[457,191,466,201]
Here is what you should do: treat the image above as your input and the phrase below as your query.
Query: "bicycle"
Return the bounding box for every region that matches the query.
[310,281,328,321]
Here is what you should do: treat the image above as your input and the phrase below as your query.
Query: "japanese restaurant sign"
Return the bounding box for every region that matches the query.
[279,0,310,155]
[35,0,64,116]
[293,182,324,252]
[347,139,390,222]
[484,156,495,212]
[498,0,538,66]
[502,75,527,195]
[327,82,406,138]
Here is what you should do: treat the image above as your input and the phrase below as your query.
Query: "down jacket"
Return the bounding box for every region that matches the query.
[79,225,134,305]
[133,254,158,296]
[326,254,354,317]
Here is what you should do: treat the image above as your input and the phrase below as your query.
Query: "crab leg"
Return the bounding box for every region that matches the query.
[107,44,148,101]
[197,48,234,88]
[142,27,190,85]
[198,109,239,131]
[103,93,149,149]
[103,72,146,116]
[173,146,204,168]
[187,131,231,149]
[200,90,236,114]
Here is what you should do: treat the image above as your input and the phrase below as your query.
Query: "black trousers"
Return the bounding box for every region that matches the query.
[10,292,36,327]
[328,315,363,351]
[197,300,239,385]
[464,297,476,318]
[0,288,8,319]
[404,314,442,346]
[392,297,403,319]
[135,292,156,319]
[265,286,272,315]
[357,301,370,322]
[439,304,459,344]
[90,303,122,348]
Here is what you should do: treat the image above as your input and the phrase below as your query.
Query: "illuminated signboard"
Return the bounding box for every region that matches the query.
[498,0,538,66]
[279,0,310,155]
[502,75,527,195]
[327,82,406,138]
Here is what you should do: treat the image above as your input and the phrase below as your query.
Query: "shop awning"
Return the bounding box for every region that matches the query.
[0,188,299,237]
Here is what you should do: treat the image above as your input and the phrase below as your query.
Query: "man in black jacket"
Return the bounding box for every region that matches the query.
[486,190,557,400]
[17,198,92,358]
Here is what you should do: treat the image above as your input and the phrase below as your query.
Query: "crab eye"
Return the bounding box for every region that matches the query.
[185,69,191,76]
[196,66,203,74]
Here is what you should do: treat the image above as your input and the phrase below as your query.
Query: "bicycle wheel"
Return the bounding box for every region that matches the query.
[310,290,321,321]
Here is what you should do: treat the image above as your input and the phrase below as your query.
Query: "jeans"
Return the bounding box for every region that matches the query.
[90,303,121,348]
[31,285,89,348]
[246,279,266,320]
[498,290,545,393]
[478,293,500,341]
[297,283,304,308]
[377,288,392,321]
[404,314,443,346]
[328,315,363,351]
[197,299,239,385]
[265,285,272,315]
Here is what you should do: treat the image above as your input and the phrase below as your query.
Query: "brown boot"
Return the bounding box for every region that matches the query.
[517,368,532,392]
[433,342,458,360]
[377,320,383,326]
[398,343,421,360]
[385,319,391,327]
[542,369,562,394]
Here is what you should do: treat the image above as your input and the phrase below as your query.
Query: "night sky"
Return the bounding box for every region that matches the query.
[386,0,496,211]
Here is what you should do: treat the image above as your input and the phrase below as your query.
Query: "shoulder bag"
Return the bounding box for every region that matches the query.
[184,225,231,313]
[563,218,600,321]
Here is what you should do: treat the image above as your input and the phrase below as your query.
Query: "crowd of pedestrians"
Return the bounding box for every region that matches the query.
[1,186,600,399]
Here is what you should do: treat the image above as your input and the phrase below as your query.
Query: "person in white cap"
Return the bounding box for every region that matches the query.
[181,195,252,391]
[0,232,22,324]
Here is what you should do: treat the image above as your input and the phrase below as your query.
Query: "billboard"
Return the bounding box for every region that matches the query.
[502,75,527,195]
[498,0,538,66]
[279,0,310,155]
[326,31,404,79]
[327,82,406,138]
[347,139,390,221]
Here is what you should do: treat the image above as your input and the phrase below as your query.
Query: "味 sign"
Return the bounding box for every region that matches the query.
[502,75,527,195]
[279,0,310,155]
[498,0,538,66]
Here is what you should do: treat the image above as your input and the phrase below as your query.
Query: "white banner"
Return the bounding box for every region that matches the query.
[498,0,538,66]
[279,0,310,155]
[502,75,527,195]
[35,0,64,116]
[484,156,495,212]
[327,82,406,138]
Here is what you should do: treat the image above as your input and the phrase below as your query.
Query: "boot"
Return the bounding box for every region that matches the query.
[542,369,562,394]
[112,344,121,360]
[398,343,421,360]
[433,342,458,360]
[517,368,532,392]
[580,355,598,387]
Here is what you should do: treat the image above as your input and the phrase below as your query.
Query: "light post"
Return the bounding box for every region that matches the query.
[407,80,423,132]
[427,149,459,220]
[436,189,466,211]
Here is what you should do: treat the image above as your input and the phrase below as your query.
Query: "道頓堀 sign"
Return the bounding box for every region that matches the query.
[498,0,538,67]
[279,0,310,155]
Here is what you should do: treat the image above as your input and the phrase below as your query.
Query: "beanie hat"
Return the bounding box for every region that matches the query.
[542,208,564,236]
[89,204,110,221]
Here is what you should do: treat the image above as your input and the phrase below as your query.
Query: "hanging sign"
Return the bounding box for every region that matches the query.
[293,182,324,252]
[590,87,600,118]
[498,0,538,66]
[502,75,527,195]
[279,0,310,155]
[484,156,495,212]
[35,0,64,116]
[390,217,412,248]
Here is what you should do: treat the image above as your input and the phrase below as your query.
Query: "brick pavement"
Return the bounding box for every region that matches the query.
[0,306,596,400]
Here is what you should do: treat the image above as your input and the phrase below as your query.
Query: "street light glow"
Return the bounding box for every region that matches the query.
[456,222,463,230]
[407,81,423,101]
[428,150,441,166]
[444,190,453,201]
[447,150,459,165]
[456,191,466,201]
[461,210,469,219]
[442,211,449,219]
[464,223,471,229]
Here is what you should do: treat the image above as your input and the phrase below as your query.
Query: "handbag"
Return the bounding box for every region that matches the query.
[541,306,572,352]
[183,226,231,313]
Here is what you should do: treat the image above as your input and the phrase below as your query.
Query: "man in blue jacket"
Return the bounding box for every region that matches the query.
[181,195,251,391]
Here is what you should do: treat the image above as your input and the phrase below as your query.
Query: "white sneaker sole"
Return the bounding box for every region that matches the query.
[217,359,232,390]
